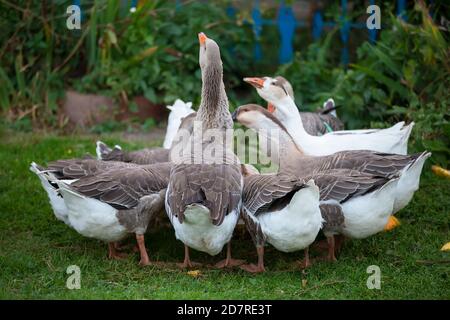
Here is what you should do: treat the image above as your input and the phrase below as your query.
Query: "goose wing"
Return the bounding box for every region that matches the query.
[307,169,393,203]
[127,148,170,164]
[243,174,306,216]
[70,162,171,210]
[313,151,423,178]
[47,159,137,179]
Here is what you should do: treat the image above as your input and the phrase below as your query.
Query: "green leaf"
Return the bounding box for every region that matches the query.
[369,44,403,78]
[422,139,450,154]
[351,64,410,99]
[144,87,157,103]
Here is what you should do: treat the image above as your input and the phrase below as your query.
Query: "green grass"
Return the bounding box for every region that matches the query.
[0,130,449,299]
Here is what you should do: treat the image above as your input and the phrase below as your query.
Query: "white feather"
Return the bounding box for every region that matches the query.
[257,180,323,252]
[341,178,398,239]
[163,99,195,149]
[393,152,431,213]
[30,162,73,226]
[57,182,127,243]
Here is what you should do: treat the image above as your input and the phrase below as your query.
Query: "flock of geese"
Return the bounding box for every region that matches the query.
[30,33,430,273]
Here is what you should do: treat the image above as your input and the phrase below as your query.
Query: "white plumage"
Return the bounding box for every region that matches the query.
[257,180,323,252]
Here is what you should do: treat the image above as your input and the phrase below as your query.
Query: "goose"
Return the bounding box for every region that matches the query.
[267,76,344,135]
[233,104,430,213]
[96,99,195,163]
[240,174,323,272]
[233,104,430,266]
[31,110,198,232]
[240,169,396,272]
[51,162,172,265]
[244,76,414,155]
[30,158,152,228]
[165,33,243,269]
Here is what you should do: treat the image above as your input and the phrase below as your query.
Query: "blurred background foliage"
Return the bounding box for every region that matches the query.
[0,0,448,165]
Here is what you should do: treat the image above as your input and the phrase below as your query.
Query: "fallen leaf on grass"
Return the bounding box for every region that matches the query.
[301,279,308,288]
[441,242,450,251]
[432,165,450,179]
[187,270,202,278]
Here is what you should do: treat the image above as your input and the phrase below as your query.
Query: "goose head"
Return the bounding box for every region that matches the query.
[232,104,289,134]
[243,76,295,121]
[198,32,222,72]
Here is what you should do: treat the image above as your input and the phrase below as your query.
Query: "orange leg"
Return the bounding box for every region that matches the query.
[241,246,265,273]
[215,242,245,268]
[136,234,150,266]
[108,242,127,260]
[299,247,311,269]
[177,245,201,269]
[327,236,337,262]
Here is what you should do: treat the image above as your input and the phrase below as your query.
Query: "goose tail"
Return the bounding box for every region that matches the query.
[399,122,415,154]
[392,151,431,214]
[29,161,45,175]
[30,162,59,187]
[96,141,123,161]
[320,98,339,117]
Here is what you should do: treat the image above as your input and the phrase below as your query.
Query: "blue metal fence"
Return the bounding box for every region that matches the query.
[226,0,410,65]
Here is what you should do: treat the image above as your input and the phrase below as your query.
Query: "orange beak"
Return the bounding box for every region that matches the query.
[267,103,276,113]
[198,32,207,45]
[384,216,401,231]
[243,77,265,89]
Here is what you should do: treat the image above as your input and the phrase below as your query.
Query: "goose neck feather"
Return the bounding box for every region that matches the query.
[197,64,231,130]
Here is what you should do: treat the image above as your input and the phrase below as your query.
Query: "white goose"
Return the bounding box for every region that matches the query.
[268,76,345,135]
[244,76,414,155]
[96,99,195,162]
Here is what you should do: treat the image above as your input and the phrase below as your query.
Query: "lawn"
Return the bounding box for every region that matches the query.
[0,130,449,299]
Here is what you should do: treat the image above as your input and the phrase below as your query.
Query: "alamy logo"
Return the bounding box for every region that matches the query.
[66,5,81,30]
[66,265,81,289]
[367,5,381,30]
[366,265,381,289]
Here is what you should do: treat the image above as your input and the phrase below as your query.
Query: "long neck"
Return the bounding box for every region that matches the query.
[253,117,306,173]
[274,96,312,147]
[196,64,232,130]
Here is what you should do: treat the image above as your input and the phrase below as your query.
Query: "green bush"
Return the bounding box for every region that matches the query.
[0,0,257,128]
[276,3,449,165]
[71,1,256,106]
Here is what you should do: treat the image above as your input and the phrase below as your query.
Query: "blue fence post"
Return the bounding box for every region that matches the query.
[277,3,296,64]
[340,0,350,67]
[252,2,263,61]
[312,10,324,40]
[368,0,377,43]
[397,0,407,21]
[130,0,137,12]
[226,4,237,58]
[226,4,236,18]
